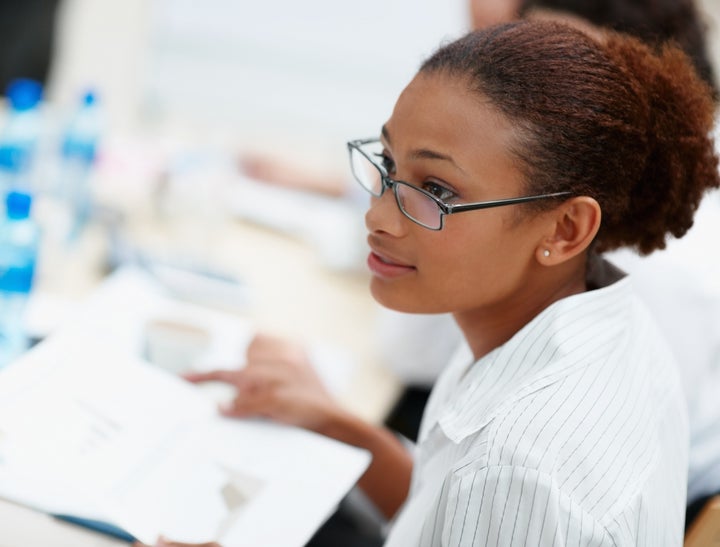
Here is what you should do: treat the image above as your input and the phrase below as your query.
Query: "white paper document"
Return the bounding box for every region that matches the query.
[0,305,370,545]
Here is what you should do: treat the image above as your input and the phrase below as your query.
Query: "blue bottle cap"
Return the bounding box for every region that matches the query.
[6,79,43,111]
[82,90,98,106]
[5,191,32,220]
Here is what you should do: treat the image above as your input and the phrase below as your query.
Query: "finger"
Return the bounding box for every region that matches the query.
[235,365,291,389]
[246,332,303,359]
[219,401,253,418]
[220,390,276,418]
[245,347,310,373]
[245,333,279,358]
[182,369,239,385]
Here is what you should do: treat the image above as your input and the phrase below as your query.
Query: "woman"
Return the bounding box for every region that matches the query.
[383,1,720,531]
[149,20,719,546]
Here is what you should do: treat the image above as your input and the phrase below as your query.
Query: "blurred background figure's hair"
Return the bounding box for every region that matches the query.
[518,0,719,97]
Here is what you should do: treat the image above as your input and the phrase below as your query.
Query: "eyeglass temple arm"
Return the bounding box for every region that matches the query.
[445,192,572,214]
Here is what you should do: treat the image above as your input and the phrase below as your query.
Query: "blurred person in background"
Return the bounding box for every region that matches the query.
[517,0,718,99]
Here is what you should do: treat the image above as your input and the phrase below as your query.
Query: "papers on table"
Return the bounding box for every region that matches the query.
[0,269,370,545]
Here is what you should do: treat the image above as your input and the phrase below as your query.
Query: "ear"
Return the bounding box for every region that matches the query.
[534,197,601,265]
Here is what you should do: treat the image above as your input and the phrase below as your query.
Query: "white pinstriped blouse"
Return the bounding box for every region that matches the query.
[384,261,688,546]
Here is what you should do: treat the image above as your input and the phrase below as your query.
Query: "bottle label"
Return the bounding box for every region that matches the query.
[62,137,97,163]
[0,262,35,294]
[0,144,31,173]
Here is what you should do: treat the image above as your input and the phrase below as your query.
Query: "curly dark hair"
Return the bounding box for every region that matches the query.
[519,0,718,99]
[420,20,719,254]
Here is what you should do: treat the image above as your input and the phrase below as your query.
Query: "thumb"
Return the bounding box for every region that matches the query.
[182,369,239,385]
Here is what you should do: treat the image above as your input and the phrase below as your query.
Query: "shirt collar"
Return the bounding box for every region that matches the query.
[435,258,631,443]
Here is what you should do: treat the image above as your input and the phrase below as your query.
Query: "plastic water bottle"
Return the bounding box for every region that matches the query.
[59,90,101,241]
[0,191,40,369]
[0,79,43,195]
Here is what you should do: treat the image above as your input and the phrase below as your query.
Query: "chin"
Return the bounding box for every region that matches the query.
[370,278,412,312]
[369,278,447,314]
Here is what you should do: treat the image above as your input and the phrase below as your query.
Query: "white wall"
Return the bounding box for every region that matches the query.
[49,0,469,165]
[143,0,467,147]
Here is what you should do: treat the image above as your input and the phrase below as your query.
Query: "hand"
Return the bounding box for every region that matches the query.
[183,333,344,434]
[133,538,220,547]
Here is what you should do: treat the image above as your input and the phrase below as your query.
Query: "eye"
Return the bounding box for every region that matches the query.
[421,180,457,202]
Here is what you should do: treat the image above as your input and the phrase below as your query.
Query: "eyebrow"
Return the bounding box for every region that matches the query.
[381,125,466,175]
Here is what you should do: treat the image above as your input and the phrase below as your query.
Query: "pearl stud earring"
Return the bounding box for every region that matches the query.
[543,249,550,257]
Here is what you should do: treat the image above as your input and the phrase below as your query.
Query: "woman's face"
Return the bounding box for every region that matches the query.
[365,72,551,316]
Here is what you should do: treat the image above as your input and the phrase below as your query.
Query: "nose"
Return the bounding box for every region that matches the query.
[365,186,407,236]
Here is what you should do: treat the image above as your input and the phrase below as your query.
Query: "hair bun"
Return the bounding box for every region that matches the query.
[600,33,718,253]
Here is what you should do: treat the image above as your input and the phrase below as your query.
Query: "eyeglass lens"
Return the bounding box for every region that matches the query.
[350,145,442,229]
[350,144,384,196]
[394,183,442,229]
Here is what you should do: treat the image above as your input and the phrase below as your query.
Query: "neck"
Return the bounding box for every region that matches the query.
[454,258,588,361]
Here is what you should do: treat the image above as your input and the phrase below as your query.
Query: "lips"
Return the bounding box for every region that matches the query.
[366,248,416,278]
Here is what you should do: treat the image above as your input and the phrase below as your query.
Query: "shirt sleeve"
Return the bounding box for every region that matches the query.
[421,464,616,547]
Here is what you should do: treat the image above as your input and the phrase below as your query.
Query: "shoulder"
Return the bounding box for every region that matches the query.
[434,444,684,546]
[478,328,686,487]
[434,462,618,546]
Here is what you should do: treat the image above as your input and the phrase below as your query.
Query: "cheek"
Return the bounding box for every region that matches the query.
[423,218,502,271]
[415,220,532,307]
[411,227,502,307]
[421,238,489,292]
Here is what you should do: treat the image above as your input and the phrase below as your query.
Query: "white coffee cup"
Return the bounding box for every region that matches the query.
[144,318,211,374]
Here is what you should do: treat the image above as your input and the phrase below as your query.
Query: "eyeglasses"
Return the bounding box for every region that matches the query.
[347,138,572,230]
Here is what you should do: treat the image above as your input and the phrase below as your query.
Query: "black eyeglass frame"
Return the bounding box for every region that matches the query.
[347,138,573,230]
